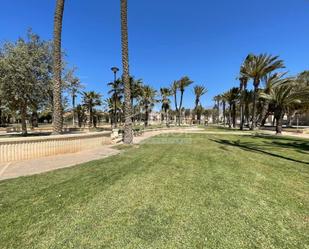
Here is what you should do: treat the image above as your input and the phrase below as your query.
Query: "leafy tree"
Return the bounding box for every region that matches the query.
[52,0,66,134]
[0,31,53,135]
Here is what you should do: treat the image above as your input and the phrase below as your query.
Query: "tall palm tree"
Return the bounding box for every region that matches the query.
[120,0,133,143]
[82,91,102,128]
[260,78,309,134]
[140,85,157,127]
[242,54,284,130]
[160,87,172,127]
[178,76,193,125]
[52,0,65,134]
[193,85,207,124]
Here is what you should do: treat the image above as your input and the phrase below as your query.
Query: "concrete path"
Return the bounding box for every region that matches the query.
[0,127,307,181]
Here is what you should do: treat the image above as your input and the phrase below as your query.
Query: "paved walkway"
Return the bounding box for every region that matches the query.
[0,127,308,181]
[0,145,120,181]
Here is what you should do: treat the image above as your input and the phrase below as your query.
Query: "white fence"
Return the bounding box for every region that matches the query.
[0,132,111,163]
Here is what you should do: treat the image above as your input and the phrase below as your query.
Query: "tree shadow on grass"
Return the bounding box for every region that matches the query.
[210,138,309,165]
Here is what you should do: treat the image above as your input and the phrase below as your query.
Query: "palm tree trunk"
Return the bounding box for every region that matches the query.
[52,0,65,134]
[223,101,226,127]
[178,90,184,126]
[240,91,244,130]
[232,103,236,128]
[165,109,169,127]
[257,99,269,127]
[145,105,149,127]
[121,0,133,144]
[251,86,258,130]
[228,104,232,128]
[275,109,284,135]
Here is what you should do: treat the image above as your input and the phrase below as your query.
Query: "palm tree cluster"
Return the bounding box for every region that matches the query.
[106,75,210,128]
[217,54,309,134]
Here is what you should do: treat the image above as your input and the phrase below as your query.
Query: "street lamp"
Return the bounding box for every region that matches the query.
[111,67,119,82]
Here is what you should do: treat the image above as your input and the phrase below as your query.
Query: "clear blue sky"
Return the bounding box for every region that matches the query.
[1,0,308,109]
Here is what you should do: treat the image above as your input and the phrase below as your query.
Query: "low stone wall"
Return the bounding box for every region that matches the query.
[0,132,111,163]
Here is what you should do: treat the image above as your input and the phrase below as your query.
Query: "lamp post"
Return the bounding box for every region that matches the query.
[111,67,119,128]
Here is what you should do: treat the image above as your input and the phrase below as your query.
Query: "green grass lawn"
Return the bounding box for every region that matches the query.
[0,134,308,249]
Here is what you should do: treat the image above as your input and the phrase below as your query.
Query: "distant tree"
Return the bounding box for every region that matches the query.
[64,68,84,127]
[177,76,193,125]
[82,91,102,128]
[108,79,123,128]
[193,85,207,124]
[140,85,157,127]
[224,87,240,128]
[160,87,172,127]
[170,80,179,120]
[213,95,221,124]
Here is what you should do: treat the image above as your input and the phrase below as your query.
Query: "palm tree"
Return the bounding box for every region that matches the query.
[106,96,123,126]
[140,85,157,127]
[170,80,179,121]
[52,0,65,134]
[160,87,172,127]
[239,55,251,130]
[82,91,102,128]
[220,94,227,127]
[213,95,221,124]
[260,79,309,134]
[224,87,240,128]
[108,79,123,128]
[258,72,286,126]
[120,0,133,144]
[65,69,84,127]
[129,77,143,122]
[193,85,207,124]
[178,76,193,125]
[242,54,284,130]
